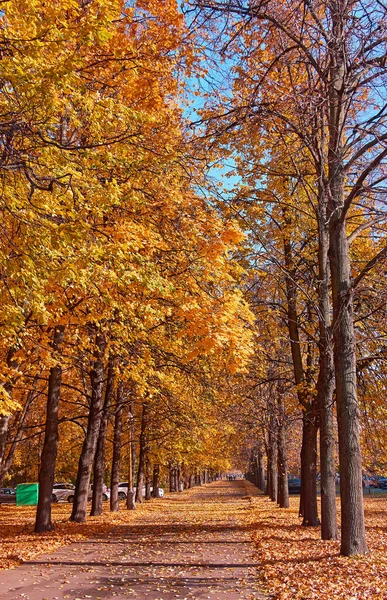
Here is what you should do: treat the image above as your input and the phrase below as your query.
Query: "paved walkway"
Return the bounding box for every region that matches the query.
[0,481,267,599]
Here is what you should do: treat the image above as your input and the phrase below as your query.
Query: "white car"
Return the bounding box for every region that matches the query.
[52,482,110,503]
[52,483,75,503]
[117,482,164,500]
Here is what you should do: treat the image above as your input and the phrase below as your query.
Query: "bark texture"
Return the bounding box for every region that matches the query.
[277,396,289,509]
[283,221,319,525]
[35,326,65,533]
[327,1,367,554]
[135,402,148,504]
[110,390,123,512]
[70,332,105,523]
[145,459,151,500]
[170,465,176,492]
[126,399,136,510]
[257,449,265,491]
[267,411,278,502]
[300,410,319,525]
[91,359,114,516]
[152,464,160,498]
[317,208,338,540]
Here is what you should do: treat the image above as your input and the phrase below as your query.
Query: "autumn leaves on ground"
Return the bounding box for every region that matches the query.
[1,482,387,599]
[1,1,387,599]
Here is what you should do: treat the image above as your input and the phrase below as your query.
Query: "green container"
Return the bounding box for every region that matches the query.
[16,483,39,506]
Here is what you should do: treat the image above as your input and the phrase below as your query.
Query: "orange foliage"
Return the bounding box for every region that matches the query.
[249,494,387,599]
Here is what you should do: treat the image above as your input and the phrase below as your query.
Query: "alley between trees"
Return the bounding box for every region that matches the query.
[0,481,267,600]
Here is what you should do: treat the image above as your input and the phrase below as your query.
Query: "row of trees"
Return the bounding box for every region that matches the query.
[188,0,387,556]
[0,1,254,532]
[1,0,387,561]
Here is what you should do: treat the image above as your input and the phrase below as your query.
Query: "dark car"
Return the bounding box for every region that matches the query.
[378,478,387,490]
[0,487,16,503]
[288,478,301,494]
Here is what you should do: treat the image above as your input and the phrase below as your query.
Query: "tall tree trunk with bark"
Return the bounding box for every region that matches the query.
[135,402,148,504]
[110,382,123,512]
[277,395,289,509]
[268,410,278,502]
[283,223,319,525]
[152,464,160,497]
[91,359,114,516]
[300,409,319,525]
[71,332,105,523]
[257,448,265,491]
[176,466,182,491]
[329,211,367,554]
[195,469,201,486]
[327,1,368,555]
[253,455,259,488]
[317,205,338,540]
[170,465,176,492]
[126,399,136,510]
[264,438,270,496]
[35,326,65,533]
[0,415,10,482]
[145,458,151,500]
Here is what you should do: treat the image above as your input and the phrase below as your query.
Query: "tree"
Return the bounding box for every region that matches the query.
[189,0,387,555]
[35,326,65,533]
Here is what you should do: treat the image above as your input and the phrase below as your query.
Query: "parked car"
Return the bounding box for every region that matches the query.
[117,482,164,500]
[0,487,16,503]
[288,478,301,494]
[377,477,387,490]
[52,482,110,503]
[117,482,131,500]
[52,483,76,503]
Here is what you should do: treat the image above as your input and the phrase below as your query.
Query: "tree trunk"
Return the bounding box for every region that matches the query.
[329,216,367,553]
[35,326,65,533]
[145,459,151,500]
[327,3,368,553]
[91,359,114,516]
[277,398,289,509]
[110,383,123,512]
[283,221,319,524]
[135,402,148,504]
[152,464,160,497]
[126,400,135,510]
[317,208,338,540]
[170,465,176,492]
[268,413,277,502]
[0,416,10,477]
[257,449,265,491]
[70,332,105,523]
[300,410,319,525]
[176,466,181,491]
[264,439,270,496]
[253,455,259,488]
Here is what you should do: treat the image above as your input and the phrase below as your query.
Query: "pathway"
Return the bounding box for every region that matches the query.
[0,480,267,599]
